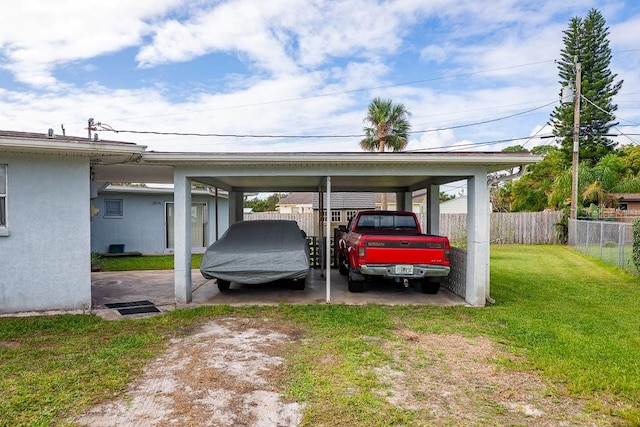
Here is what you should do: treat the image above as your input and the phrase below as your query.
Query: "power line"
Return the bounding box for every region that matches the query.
[96,123,361,139]
[407,135,554,152]
[409,101,556,135]
[97,100,558,140]
[578,94,640,144]
[581,93,640,125]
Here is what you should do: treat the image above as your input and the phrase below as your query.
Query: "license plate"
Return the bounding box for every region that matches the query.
[395,265,414,275]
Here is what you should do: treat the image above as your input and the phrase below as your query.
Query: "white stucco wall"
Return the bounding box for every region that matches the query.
[90,190,229,254]
[0,154,91,313]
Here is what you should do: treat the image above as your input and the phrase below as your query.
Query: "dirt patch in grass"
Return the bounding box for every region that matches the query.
[76,319,612,426]
[376,329,611,426]
[75,318,304,426]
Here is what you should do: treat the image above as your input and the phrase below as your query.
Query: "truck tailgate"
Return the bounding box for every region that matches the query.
[363,236,448,265]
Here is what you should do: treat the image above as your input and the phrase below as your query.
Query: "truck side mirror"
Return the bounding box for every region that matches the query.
[337,225,347,232]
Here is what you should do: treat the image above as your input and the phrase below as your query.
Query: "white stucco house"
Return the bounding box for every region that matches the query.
[1,130,541,314]
[0,131,146,313]
[440,195,468,214]
[91,185,229,255]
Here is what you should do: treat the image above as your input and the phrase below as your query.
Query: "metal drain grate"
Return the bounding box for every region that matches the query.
[105,300,160,315]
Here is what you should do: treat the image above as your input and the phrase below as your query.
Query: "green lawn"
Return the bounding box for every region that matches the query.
[2,245,640,425]
[96,254,203,271]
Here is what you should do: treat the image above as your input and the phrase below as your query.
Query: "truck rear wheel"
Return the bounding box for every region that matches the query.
[421,278,440,294]
[347,268,365,292]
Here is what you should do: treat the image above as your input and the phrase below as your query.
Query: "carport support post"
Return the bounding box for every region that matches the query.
[228,191,244,224]
[174,171,192,304]
[395,192,412,212]
[466,171,489,307]
[426,185,440,234]
[325,176,332,303]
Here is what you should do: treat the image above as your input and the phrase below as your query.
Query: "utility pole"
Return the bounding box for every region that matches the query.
[87,118,95,141]
[570,61,582,220]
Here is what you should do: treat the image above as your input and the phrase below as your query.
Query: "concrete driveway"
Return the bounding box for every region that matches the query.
[91,268,468,319]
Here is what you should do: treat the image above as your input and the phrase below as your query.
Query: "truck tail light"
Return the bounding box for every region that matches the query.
[358,242,366,262]
[444,240,451,266]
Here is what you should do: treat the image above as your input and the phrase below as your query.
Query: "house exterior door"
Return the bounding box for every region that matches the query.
[166,202,207,249]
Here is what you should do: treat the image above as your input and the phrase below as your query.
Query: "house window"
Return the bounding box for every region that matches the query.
[619,203,628,211]
[0,165,7,234]
[346,210,358,222]
[321,210,342,222]
[104,199,123,217]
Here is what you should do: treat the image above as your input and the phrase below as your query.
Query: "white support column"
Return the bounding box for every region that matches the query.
[237,191,244,222]
[395,191,413,212]
[174,171,192,304]
[318,187,324,278]
[228,191,244,224]
[466,171,489,307]
[396,192,405,211]
[325,176,332,303]
[426,185,440,234]
[214,187,219,241]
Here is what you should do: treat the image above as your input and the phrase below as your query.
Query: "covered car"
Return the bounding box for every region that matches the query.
[200,220,310,291]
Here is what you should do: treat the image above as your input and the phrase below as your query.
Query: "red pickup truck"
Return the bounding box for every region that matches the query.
[337,210,450,293]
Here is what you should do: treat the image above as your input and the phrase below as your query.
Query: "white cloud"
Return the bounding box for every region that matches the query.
[135,0,421,75]
[136,0,299,74]
[0,0,180,86]
[0,0,637,157]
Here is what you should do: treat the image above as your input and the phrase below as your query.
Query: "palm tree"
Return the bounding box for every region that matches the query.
[360,98,411,209]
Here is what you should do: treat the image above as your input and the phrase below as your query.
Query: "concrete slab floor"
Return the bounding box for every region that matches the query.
[91,268,469,319]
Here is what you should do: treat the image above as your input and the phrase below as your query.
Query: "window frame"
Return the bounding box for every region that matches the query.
[104,198,124,218]
[321,210,342,222]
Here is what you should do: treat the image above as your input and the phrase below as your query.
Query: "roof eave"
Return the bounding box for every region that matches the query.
[141,151,543,169]
[0,136,146,162]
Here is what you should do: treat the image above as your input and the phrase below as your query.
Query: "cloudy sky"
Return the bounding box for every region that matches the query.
[0,0,639,154]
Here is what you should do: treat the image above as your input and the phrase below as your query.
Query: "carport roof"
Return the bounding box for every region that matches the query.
[93,151,543,193]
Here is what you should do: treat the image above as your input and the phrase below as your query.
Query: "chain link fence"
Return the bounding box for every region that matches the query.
[569,219,639,274]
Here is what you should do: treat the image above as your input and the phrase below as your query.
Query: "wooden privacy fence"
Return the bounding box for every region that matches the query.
[439,211,564,245]
[244,212,315,235]
[245,211,564,245]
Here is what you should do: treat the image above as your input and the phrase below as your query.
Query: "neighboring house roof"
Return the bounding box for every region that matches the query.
[278,192,314,205]
[440,195,467,214]
[278,191,428,208]
[280,192,377,208]
[374,193,397,203]
[612,193,640,202]
[372,193,425,203]
[312,192,376,209]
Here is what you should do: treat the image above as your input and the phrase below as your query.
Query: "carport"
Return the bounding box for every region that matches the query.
[94,151,540,307]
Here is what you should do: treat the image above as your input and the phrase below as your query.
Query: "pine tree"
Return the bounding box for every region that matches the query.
[551,9,623,166]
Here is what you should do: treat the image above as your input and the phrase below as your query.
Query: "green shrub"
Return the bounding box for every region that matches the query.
[554,210,569,244]
[632,218,640,271]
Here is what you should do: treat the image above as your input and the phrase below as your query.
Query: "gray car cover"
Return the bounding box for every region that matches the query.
[200,220,310,284]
